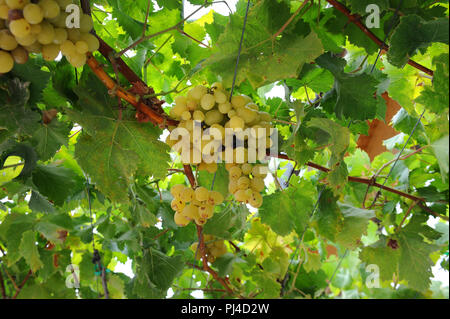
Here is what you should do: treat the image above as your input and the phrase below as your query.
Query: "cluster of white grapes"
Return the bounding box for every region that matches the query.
[166,82,275,212]
[191,235,228,263]
[226,162,266,208]
[165,82,274,174]
[0,0,99,74]
[171,184,224,227]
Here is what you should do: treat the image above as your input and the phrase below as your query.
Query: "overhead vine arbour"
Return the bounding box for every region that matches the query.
[0,0,98,73]
[0,0,449,300]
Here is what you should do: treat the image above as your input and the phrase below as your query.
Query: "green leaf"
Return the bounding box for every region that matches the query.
[29,191,55,214]
[144,248,184,291]
[31,120,71,162]
[313,188,343,242]
[335,203,375,249]
[19,230,43,272]
[360,237,400,282]
[11,59,51,105]
[388,14,449,68]
[316,53,382,121]
[205,0,324,88]
[213,253,244,277]
[32,164,82,206]
[67,71,170,203]
[303,250,322,273]
[204,204,250,239]
[197,164,229,198]
[348,0,389,14]
[259,177,316,236]
[431,135,449,182]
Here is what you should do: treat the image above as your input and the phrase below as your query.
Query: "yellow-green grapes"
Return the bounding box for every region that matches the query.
[170,184,224,227]
[226,162,266,208]
[0,0,99,74]
[190,235,228,263]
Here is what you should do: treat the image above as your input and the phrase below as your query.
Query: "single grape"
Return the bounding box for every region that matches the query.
[41,43,60,61]
[6,0,29,10]
[30,23,41,34]
[229,166,242,180]
[211,82,223,91]
[193,110,205,122]
[67,28,80,42]
[53,27,67,44]
[171,198,185,212]
[252,165,267,178]
[195,186,209,202]
[75,40,88,54]
[23,3,43,24]
[200,93,215,111]
[23,41,41,52]
[170,184,185,198]
[241,163,252,175]
[250,177,265,192]
[9,18,31,37]
[0,30,18,50]
[11,46,28,63]
[229,116,245,130]
[37,21,54,44]
[174,211,190,227]
[208,191,224,206]
[237,176,250,190]
[204,109,223,126]
[79,13,93,33]
[189,85,207,100]
[231,95,247,109]
[180,187,195,202]
[234,189,249,202]
[80,32,99,52]
[15,32,36,46]
[0,50,14,73]
[214,90,227,104]
[60,39,75,55]
[198,203,214,219]
[248,191,263,208]
[181,110,191,121]
[182,204,199,220]
[39,0,60,19]
[67,51,86,67]
[218,102,231,114]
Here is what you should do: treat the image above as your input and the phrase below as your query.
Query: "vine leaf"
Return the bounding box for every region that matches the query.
[388,14,449,68]
[258,177,316,237]
[19,230,43,272]
[204,0,324,88]
[316,53,382,121]
[31,120,71,162]
[335,203,375,249]
[66,71,170,204]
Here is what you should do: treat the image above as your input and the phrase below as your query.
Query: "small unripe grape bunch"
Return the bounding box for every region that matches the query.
[226,162,267,208]
[0,0,99,74]
[170,184,224,227]
[190,234,228,263]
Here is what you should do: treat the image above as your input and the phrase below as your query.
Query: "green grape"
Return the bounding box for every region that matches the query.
[208,191,224,206]
[198,203,214,219]
[80,32,99,52]
[23,3,43,24]
[49,11,67,28]
[237,176,250,190]
[227,110,237,118]
[171,198,185,212]
[67,28,80,42]
[6,0,29,9]
[193,110,205,122]
[229,166,242,180]
[0,5,9,20]
[188,85,207,100]
[9,18,31,37]
[241,163,252,175]
[174,211,190,227]
[181,110,191,121]
[200,93,215,110]
[231,95,247,109]
[186,99,198,111]
[60,39,75,55]
[259,111,272,122]
[39,0,60,19]
[11,46,28,63]
[170,184,185,199]
[37,21,54,44]
[218,102,231,114]
[56,0,72,9]
[209,124,225,139]
[30,23,41,34]
[41,43,59,61]
[248,191,263,208]
[237,106,258,124]
[0,30,18,50]
[205,110,223,126]
[15,32,36,45]
[53,27,67,44]
[194,216,207,226]
[182,204,199,220]
[75,40,88,54]
[170,103,187,118]
[195,186,209,202]
[252,165,267,178]
[0,50,14,73]
[234,189,249,202]
[79,13,93,33]
[180,187,195,203]
[250,177,265,192]
[229,116,245,130]
[67,51,86,67]
[211,82,223,91]
[214,90,227,104]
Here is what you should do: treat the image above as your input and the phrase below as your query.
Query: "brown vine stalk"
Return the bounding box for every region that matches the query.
[325,0,434,76]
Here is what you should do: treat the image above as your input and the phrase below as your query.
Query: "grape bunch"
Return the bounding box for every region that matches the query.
[191,235,228,263]
[0,0,99,74]
[226,162,266,208]
[165,82,274,174]
[170,184,224,227]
